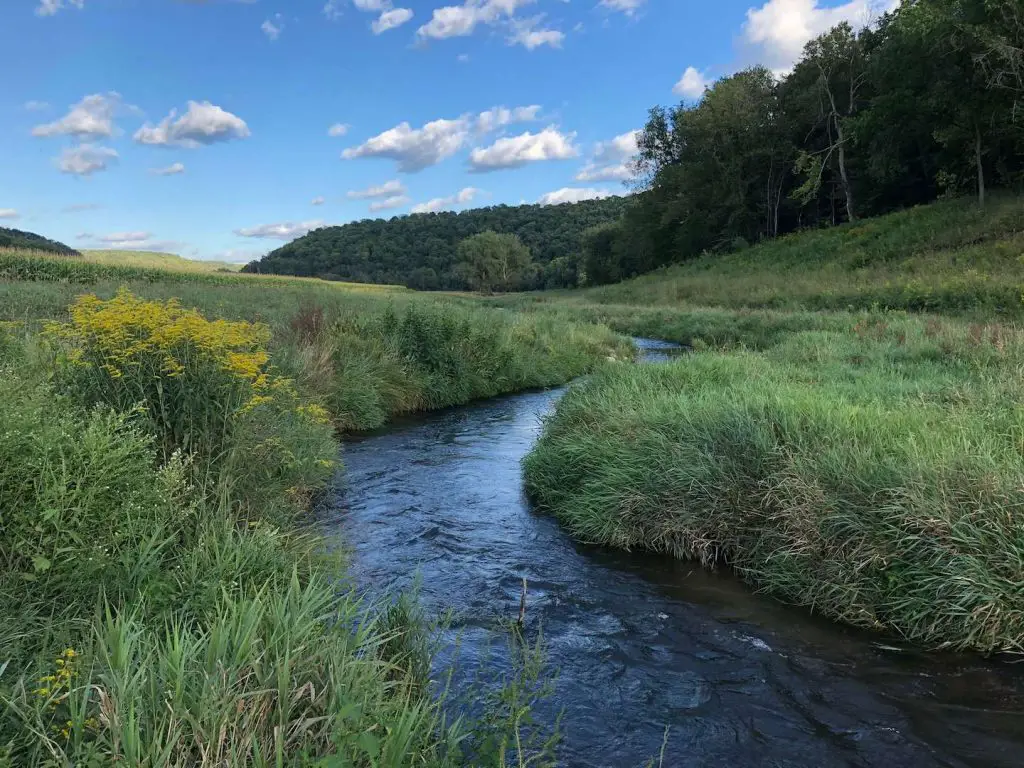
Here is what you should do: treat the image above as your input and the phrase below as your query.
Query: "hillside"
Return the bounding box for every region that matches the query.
[581,196,1024,317]
[0,227,78,255]
[82,250,243,273]
[243,196,631,290]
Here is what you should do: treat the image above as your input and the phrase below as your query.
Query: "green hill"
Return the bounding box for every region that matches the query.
[581,195,1024,317]
[243,197,632,290]
[0,227,78,256]
[82,250,243,273]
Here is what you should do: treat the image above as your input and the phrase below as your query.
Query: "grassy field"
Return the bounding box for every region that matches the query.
[522,195,1024,654]
[0,257,626,765]
[82,249,244,273]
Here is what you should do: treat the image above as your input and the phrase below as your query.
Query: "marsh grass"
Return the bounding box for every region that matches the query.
[524,314,1024,652]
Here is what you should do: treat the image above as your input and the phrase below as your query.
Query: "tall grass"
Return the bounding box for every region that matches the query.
[524,314,1024,653]
[0,289,586,765]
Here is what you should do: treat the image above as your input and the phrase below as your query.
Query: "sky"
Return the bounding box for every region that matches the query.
[1,0,888,262]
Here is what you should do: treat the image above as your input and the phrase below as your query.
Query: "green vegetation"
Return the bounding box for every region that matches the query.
[82,249,244,273]
[0,258,626,764]
[243,196,630,290]
[520,197,1024,654]
[456,231,533,293]
[0,227,78,255]
[585,0,1023,283]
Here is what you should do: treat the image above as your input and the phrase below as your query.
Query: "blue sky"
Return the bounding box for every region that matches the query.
[1,0,884,261]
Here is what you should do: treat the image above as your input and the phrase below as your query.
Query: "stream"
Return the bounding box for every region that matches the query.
[320,339,1024,767]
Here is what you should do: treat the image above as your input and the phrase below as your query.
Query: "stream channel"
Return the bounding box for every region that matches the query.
[320,339,1024,767]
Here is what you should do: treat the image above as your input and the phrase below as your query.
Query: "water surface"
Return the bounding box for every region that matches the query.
[320,341,1024,767]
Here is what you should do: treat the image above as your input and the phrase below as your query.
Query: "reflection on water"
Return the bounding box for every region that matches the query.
[319,342,1024,767]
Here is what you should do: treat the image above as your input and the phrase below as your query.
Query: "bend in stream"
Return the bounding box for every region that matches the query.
[320,340,1024,767]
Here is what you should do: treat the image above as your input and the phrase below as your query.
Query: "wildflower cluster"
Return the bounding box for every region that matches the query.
[34,648,78,704]
[47,287,270,384]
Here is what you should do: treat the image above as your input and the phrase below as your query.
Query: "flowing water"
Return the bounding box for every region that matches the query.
[320,340,1024,767]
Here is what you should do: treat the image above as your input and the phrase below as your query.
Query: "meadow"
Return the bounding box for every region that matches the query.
[521,196,1024,654]
[0,252,626,766]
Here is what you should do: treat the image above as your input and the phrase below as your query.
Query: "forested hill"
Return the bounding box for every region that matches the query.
[242,197,631,290]
[0,228,78,255]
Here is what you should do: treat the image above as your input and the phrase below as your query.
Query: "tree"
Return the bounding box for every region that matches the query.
[455,231,533,293]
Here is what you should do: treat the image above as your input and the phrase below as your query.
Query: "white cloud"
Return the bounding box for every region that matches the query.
[507,15,564,49]
[342,117,470,172]
[599,0,645,15]
[411,186,482,213]
[368,195,411,212]
[0,209,20,220]
[96,231,151,244]
[538,187,617,205]
[373,8,413,33]
[23,101,50,112]
[56,144,118,176]
[32,92,123,139]
[134,101,251,148]
[328,122,351,137]
[457,53,470,62]
[469,127,578,171]
[323,0,344,20]
[311,196,326,205]
[36,0,84,17]
[262,15,283,40]
[150,162,185,176]
[416,0,536,41]
[62,202,102,213]
[742,0,892,73]
[347,179,407,199]
[475,105,541,133]
[354,0,389,9]
[234,220,325,240]
[673,66,709,99]
[575,130,639,182]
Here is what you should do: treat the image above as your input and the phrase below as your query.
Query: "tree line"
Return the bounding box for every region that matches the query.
[585,0,1024,283]
[243,198,630,290]
[0,228,79,256]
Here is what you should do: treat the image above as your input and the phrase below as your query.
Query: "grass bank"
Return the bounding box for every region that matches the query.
[521,196,1024,654]
[0,263,626,764]
[524,314,1024,653]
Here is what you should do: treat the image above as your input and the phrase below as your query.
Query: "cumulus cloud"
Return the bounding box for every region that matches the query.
[0,209,19,220]
[62,202,102,213]
[368,195,411,212]
[150,162,185,176]
[475,104,541,133]
[23,101,50,112]
[373,8,413,33]
[599,0,645,15]
[96,231,151,244]
[262,14,283,40]
[574,130,639,182]
[76,230,186,252]
[347,179,407,199]
[328,122,351,137]
[234,220,325,240]
[36,0,84,17]
[416,0,538,42]
[411,186,482,213]
[507,15,564,49]
[742,0,894,73]
[134,101,251,148]
[469,127,578,172]
[538,187,617,205]
[32,92,123,139]
[311,196,326,205]
[342,118,470,172]
[56,144,118,176]
[673,66,709,99]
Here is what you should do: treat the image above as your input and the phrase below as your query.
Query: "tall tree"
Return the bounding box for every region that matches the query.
[455,231,533,293]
